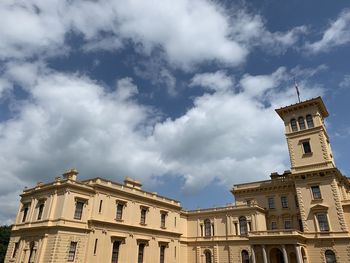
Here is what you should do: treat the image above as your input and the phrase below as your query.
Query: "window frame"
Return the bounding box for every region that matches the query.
[21,203,30,222]
[204,219,211,237]
[311,185,322,200]
[290,118,298,132]
[239,216,248,235]
[281,196,289,208]
[116,203,124,221]
[325,250,337,263]
[298,116,306,130]
[160,212,167,228]
[140,207,148,225]
[284,219,292,230]
[37,202,45,220]
[306,114,314,128]
[302,141,312,154]
[74,201,85,220]
[138,243,145,263]
[268,197,275,209]
[316,213,330,232]
[68,241,78,262]
[111,241,120,263]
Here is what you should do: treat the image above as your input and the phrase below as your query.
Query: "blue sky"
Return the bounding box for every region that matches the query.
[1,0,350,224]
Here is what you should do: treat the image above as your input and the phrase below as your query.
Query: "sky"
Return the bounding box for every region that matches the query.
[1,0,350,224]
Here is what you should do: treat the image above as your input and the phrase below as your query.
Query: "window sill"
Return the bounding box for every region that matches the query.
[302,152,313,157]
[115,218,124,222]
[140,223,147,226]
[311,198,323,204]
[160,226,166,229]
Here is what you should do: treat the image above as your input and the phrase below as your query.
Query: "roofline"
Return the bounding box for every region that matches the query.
[275,96,329,119]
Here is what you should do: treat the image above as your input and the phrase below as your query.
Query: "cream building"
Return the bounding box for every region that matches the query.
[5,97,350,263]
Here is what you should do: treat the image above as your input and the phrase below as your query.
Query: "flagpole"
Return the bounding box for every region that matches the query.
[294,78,301,103]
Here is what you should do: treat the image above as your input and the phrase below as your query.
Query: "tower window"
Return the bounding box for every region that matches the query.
[302,141,312,154]
[298,117,306,130]
[268,197,275,209]
[306,114,314,128]
[311,186,322,199]
[281,196,288,208]
[204,219,211,237]
[74,201,84,220]
[290,118,298,132]
[316,213,329,232]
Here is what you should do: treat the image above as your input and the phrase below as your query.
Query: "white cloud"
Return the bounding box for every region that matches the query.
[190,71,234,92]
[0,64,324,223]
[340,75,350,89]
[305,9,350,53]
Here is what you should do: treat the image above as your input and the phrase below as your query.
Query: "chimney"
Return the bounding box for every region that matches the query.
[63,169,78,181]
[124,177,142,189]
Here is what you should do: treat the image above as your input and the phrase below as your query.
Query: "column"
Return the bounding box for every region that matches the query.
[281,245,289,263]
[295,245,303,263]
[251,246,256,263]
[262,245,268,263]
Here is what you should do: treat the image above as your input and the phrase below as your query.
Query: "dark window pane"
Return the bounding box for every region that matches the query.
[74,202,84,220]
[298,117,306,130]
[291,119,298,132]
[302,142,312,154]
[306,114,314,128]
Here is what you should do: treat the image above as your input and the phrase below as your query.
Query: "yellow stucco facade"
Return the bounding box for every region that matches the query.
[5,97,350,263]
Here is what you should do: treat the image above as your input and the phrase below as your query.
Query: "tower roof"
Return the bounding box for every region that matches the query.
[275,96,329,119]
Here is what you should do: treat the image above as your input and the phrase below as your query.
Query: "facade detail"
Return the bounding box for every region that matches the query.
[5,97,350,263]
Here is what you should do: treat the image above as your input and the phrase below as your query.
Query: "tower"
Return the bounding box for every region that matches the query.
[275,97,335,173]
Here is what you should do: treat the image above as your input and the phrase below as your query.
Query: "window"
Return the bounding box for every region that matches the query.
[295,195,299,208]
[325,250,337,263]
[204,250,212,263]
[22,204,29,222]
[160,245,166,263]
[116,203,124,220]
[111,241,120,263]
[204,219,211,237]
[138,243,145,263]
[239,216,248,235]
[140,208,147,225]
[241,250,250,263]
[317,213,329,232]
[268,197,275,209]
[284,220,292,229]
[12,242,19,258]
[200,224,203,236]
[37,203,44,220]
[306,114,314,128]
[99,200,103,213]
[74,201,84,220]
[93,239,98,255]
[271,221,277,230]
[302,141,312,154]
[28,241,36,263]
[246,199,252,206]
[298,219,304,232]
[161,213,166,228]
[298,116,306,130]
[68,242,77,262]
[311,186,322,199]
[281,196,288,208]
[291,118,298,132]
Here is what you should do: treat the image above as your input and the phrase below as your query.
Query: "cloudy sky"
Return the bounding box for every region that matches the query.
[1,0,350,224]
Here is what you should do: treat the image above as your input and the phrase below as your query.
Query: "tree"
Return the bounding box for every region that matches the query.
[0,225,11,263]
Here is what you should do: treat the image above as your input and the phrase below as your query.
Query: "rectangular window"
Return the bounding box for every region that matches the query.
[22,205,29,222]
[99,200,103,213]
[116,203,124,220]
[111,241,120,263]
[160,245,165,263]
[317,213,329,232]
[93,239,98,255]
[12,242,19,258]
[68,241,77,262]
[281,196,289,208]
[284,220,292,229]
[138,243,145,263]
[200,224,203,236]
[161,213,166,228]
[311,186,322,199]
[140,208,147,225]
[37,203,44,220]
[295,195,299,208]
[302,141,312,154]
[268,197,275,209]
[271,221,277,230]
[74,201,84,220]
[174,217,176,227]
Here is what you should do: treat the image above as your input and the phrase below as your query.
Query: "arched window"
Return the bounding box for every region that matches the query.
[290,119,298,132]
[325,250,337,263]
[241,250,250,263]
[239,216,248,235]
[204,250,212,263]
[204,219,211,237]
[306,114,314,128]
[298,117,306,130]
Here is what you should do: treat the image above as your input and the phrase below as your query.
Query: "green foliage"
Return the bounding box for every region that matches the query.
[0,225,11,263]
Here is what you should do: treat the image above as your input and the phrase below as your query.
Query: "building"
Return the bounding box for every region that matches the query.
[5,97,350,263]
